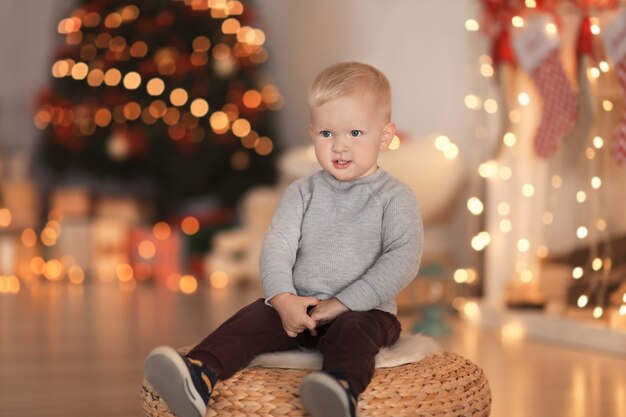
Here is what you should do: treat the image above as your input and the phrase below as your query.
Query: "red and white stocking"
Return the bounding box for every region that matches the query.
[613,59,626,165]
[530,50,578,157]
[513,14,578,158]
[603,8,626,165]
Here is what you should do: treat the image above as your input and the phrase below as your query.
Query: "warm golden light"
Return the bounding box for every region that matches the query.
[551,175,562,188]
[68,266,85,284]
[71,62,89,80]
[602,100,613,111]
[497,202,510,216]
[209,111,230,132]
[153,222,171,240]
[210,271,229,289]
[590,23,601,35]
[130,40,148,57]
[104,68,122,87]
[577,226,588,239]
[388,135,401,150]
[181,216,200,235]
[164,108,181,126]
[104,12,123,28]
[517,238,530,252]
[521,184,535,197]
[179,275,198,294]
[577,294,589,308]
[190,98,209,117]
[593,136,604,149]
[222,18,241,34]
[499,219,512,233]
[0,275,20,294]
[123,102,142,120]
[123,71,142,90]
[261,85,281,104]
[147,78,165,96]
[138,240,156,259]
[503,132,516,147]
[116,263,134,282]
[21,228,37,247]
[232,118,251,137]
[192,36,211,52]
[471,232,491,251]
[484,99,498,114]
[87,69,105,87]
[467,197,484,215]
[0,208,11,227]
[465,19,480,31]
[478,161,498,178]
[454,269,468,284]
[94,108,112,127]
[593,306,603,319]
[464,94,481,110]
[512,16,525,27]
[170,88,189,106]
[597,61,609,72]
[576,191,587,203]
[592,257,603,271]
[242,90,263,108]
[121,5,140,20]
[501,323,526,341]
[572,266,583,279]
[255,136,274,156]
[44,259,64,281]
[518,93,530,106]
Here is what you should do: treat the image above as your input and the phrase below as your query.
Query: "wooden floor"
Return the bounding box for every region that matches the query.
[1,281,624,417]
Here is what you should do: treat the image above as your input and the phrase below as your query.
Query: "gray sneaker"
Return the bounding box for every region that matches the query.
[299,371,357,417]
[144,346,215,417]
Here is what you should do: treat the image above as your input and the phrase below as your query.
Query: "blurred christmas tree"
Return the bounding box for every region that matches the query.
[34,0,280,215]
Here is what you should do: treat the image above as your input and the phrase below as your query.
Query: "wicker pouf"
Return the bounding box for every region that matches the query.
[141,351,491,417]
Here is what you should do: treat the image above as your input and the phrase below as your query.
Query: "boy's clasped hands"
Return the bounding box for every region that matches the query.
[270,293,349,337]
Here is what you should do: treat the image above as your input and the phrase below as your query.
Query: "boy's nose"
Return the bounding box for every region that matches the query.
[331,139,348,153]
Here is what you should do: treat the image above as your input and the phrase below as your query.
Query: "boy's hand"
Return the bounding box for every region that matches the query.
[269,293,319,338]
[309,298,349,326]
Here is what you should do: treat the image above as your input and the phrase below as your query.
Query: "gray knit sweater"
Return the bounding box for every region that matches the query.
[260,168,423,315]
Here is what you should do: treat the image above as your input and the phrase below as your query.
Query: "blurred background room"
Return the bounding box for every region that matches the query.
[0,0,625,416]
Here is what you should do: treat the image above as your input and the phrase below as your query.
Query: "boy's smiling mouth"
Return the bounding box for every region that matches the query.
[333,159,351,169]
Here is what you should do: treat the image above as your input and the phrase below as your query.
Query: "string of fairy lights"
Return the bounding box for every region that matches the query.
[459,0,626,322]
[34,1,280,160]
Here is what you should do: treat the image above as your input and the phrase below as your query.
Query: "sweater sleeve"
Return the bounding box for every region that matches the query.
[259,181,305,303]
[335,186,423,311]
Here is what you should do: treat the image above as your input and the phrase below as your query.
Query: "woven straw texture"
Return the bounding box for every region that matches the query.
[141,352,491,417]
[142,351,491,417]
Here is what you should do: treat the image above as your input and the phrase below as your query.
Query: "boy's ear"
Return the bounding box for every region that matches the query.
[308,125,314,141]
[380,122,396,150]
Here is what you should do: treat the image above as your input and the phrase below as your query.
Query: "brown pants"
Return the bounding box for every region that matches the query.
[187,298,401,393]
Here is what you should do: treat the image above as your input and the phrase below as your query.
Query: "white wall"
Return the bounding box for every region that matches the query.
[0,0,71,176]
[256,0,483,149]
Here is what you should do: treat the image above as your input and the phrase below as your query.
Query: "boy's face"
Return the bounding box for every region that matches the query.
[308,92,395,182]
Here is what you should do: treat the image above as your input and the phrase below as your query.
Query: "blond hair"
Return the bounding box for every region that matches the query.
[309,62,392,121]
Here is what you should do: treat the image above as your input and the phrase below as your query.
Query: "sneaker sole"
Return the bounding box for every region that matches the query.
[144,346,207,417]
[300,372,352,417]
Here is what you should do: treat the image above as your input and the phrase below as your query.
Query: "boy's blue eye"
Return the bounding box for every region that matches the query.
[350,130,363,137]
[321,131,332,138]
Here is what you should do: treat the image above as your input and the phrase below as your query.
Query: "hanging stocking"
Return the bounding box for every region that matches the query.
[513,14,578,158]
[602,8,626,165]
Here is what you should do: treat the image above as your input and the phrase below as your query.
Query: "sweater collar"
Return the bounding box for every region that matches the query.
[320,167,386,190]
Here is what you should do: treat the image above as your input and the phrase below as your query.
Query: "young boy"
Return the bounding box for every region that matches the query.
[144,61,423,417]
